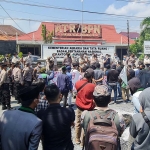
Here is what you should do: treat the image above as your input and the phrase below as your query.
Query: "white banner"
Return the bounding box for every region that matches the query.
[119,66,127,85]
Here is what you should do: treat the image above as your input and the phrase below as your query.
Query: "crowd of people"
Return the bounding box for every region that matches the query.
[0,51,150,150]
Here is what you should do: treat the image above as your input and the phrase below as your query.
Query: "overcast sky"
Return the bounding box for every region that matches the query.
[0,0,149,33]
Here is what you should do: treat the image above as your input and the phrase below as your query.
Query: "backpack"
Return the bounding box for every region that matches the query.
[85,109,118,150]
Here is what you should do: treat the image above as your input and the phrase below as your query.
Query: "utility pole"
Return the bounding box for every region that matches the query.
[127,20,130,55]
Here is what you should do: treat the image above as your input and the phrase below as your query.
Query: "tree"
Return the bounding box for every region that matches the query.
[130,17,150,55]
[129,39,143,55]
[41,24,53,43]
[140,17,150,44]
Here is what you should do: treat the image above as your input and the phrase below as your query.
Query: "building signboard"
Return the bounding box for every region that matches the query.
[144,41,150,54]
[54,24,102,38]
[41,45,115,61]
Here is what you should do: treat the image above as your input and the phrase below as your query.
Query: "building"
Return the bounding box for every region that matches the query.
[0,25,24,55]
[15,22,135,59]
[120,32,140,40]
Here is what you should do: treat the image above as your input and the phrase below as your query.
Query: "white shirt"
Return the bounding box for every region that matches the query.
[12,56,19,63]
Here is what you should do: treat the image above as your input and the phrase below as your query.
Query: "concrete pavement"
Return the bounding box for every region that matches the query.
[0,97,134,150]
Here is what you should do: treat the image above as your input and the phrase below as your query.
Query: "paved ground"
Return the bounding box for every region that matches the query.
[0,97,134,150]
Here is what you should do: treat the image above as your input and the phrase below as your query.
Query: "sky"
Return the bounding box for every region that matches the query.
[0,0,150,34]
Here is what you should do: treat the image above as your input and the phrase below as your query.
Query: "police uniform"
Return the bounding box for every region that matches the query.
[0,65,11,110]
[23,65,33,87]
[33,66,41,80]
[13,64,23,103]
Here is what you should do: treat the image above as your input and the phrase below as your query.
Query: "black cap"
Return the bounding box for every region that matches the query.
[19,86,39,102]
[85,68,94,77]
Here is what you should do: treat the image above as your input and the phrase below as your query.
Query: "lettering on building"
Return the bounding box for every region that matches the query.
[54,24,102,38]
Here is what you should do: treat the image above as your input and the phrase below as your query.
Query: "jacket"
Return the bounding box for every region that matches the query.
[0,109,42,150]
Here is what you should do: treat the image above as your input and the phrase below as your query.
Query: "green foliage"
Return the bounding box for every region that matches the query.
[140,17,150,44]
[0,55,4,62]
[139,54,144,61]
[129,39,143,55]
[130,17,150,55]
[18,52,23,58]
[41,24,53,43]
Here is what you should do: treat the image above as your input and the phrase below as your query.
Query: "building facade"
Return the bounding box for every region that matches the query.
[15,22,135,59]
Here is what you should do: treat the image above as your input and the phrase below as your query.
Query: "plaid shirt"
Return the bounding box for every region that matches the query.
[35,92,49,113]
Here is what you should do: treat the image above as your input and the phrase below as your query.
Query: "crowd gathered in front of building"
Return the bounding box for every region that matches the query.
[0,51,150,150]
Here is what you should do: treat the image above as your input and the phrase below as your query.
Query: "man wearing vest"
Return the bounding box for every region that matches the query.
[75,68,96,147]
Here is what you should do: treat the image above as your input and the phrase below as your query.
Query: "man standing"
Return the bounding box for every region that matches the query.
[51,53,57,71]
[13,62,24,104]
[57,66,71,107]
[11,53,19,64]
[0,64,11,110]
[75,68,95,147]
[66,66,73,107]
[0,85,42,150]
[33,62,42,80]
[104,54,110,72]
[24,52,32,66]
[23,62,33,87]
[107,64,119,104]
[113,53,120,65]
[93,62,104,85]
[37,84,75,150]
[63,53,72,67]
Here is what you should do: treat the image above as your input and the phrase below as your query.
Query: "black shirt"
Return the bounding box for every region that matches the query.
[107,69,119,83]
[37,103,75,150]
[104,58,110,68]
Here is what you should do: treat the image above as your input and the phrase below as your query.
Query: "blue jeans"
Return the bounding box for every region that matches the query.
[109,84,117,103]
[117,82,122,97]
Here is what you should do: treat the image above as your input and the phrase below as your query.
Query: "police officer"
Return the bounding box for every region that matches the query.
[23,62,33,87]
[0,64,11,110]
[33,62,41,80]
[13,62,24,104]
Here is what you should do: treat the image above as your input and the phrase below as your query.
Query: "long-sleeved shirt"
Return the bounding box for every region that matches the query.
[66,72,73,90]
[13,67,23,84]
[0,69,9,86]
[57,73,71,93]
[23,67,33,82]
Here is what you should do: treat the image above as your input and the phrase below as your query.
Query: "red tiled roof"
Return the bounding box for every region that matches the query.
[0,25,24,36]
[120,32,140,39]
[12,22,134,44]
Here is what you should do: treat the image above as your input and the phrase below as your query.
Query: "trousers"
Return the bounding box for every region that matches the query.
[1,84,10,107]
[14,81,23,102]
[75,107,84,146]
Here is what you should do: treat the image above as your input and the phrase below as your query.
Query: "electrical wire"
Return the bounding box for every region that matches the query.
[0,0,148,18]
[0,4,39,41]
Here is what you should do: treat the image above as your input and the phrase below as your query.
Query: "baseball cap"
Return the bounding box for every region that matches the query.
[93,85,111,97]
[84,68,94,77]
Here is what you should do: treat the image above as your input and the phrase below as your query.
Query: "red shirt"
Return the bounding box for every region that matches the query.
[75,79,96,110]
